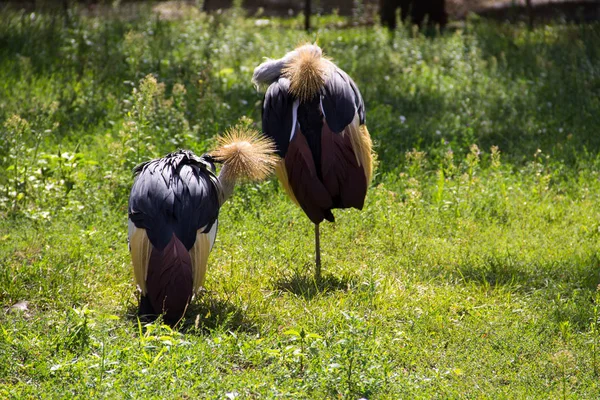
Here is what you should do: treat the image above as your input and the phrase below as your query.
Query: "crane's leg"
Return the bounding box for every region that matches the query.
[315,223,321,282]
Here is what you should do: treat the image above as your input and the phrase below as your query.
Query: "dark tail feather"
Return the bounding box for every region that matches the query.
[144,234,193,326]
[320,123,367,211]
[285,130,333,224]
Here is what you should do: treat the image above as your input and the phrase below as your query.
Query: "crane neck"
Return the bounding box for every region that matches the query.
[217,164,236,205]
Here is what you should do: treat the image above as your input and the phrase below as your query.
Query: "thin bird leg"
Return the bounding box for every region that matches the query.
[315,223,321,282]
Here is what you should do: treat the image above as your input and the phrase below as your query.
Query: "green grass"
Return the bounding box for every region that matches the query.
[2,5,600,398]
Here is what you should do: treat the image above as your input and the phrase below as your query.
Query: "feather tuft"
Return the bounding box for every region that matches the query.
[211,128,278,182]
[283,44,330,103]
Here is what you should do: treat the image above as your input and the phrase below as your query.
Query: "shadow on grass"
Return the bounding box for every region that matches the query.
[273,264,356,300]
[124,293,257,334]
[181,295,257,334]
[450,254,600,292]
[418,253,600,331]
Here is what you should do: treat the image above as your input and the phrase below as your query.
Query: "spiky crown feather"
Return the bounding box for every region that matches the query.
[282,44,330,103]
[210,128,277,182]
[252,43,332,102]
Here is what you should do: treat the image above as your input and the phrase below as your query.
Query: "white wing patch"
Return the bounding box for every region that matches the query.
[290,99,299,141]
[320,96,327,120]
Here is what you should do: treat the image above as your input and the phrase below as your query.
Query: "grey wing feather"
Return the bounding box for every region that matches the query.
[345,71,365,124]
[262,78,295,157]
[321,68,360,133]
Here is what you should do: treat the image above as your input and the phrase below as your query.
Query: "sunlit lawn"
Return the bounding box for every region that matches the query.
[1,5,600,398]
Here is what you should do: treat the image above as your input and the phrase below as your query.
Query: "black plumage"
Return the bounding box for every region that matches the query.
[129,150,219,251]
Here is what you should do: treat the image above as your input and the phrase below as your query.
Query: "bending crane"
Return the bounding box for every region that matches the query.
[128,131,275,325]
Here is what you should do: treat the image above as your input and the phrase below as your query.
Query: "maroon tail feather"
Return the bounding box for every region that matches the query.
[284,123,367,225]
[145,234,193,325]
[285,130,333,224]
[320,122,367,211]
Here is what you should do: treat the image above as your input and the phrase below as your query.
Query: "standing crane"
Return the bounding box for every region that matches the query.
[128,130,276,325]
[253,44,374,282]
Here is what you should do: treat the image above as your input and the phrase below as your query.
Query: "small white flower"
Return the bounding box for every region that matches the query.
[399,115,406,124]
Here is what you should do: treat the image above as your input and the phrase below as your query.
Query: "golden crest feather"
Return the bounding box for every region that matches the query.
[283,44,330,103]
[210,128,278,182]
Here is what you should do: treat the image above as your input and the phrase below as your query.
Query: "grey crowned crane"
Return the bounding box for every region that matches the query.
[253,44,374,282]
[128,130,276,325]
